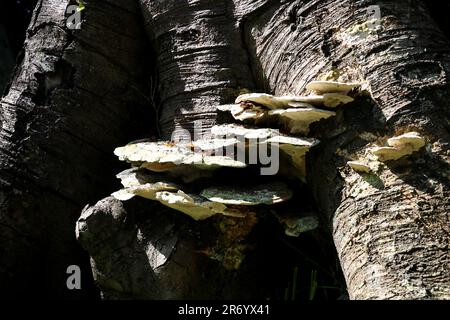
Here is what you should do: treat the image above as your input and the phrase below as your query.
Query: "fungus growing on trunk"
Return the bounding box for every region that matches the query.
[109,81,360,267]
[266,135,318,181]
[306,80,361,94]
[370,132,426,161]
[322,93,354,108]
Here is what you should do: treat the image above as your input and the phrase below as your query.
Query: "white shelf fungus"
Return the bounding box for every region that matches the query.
[306,81,361,94]
[347,161,371,173]
[114,141,247,171]
[323,93,354,108]
[268,108,336,134]
[111,79,361,222]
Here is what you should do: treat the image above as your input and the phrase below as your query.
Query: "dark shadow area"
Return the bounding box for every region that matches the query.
[0,0,37,95]
[425,1,450,40]
[1,0,37,55]
[0,0,160,300]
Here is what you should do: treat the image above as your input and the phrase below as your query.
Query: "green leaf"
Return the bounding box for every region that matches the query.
[76,0,85,12]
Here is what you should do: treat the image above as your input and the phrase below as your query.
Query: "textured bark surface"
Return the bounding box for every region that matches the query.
[77,196,310,299]
[241,0,449,299]
[138,0,271,138]
[133,0,449,299]
[0,0,153,298]
[1,0,448,300]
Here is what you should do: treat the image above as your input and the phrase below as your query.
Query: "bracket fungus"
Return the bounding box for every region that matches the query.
[106,78,368,274]
[306,80,361,94]
[218,104,266,122]
[347,160,371,173]
[114,140,247,173]
[154,191,228,221]
[211,124,278,141]
[235,93,289,109]
[322,93,354,108]
[111,168,228,220]
[210,124,319,180]
[111,169,295,221]
[268,108,336,134]
[112,168,179,201]
[285,95,326,106]
[370,132,426,161]
[227,80,359,135]
[200,182,293,206]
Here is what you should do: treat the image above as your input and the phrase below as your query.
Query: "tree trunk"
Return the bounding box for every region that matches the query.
[240,0,449,299]
[133,0,449,299]
[0,0,153,298]
[2,0,449,300]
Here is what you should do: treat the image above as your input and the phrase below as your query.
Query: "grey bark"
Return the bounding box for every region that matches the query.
[242,0,449,299]
[1,0,448,300]
[138,0,264,138]
[0,0,153,298]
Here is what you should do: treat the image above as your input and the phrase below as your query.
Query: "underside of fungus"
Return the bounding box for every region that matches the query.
[200,182,293,206]
[268,108,336,134]
[370,132,426,161]
[347,160,371,173]
[112,168,294,221]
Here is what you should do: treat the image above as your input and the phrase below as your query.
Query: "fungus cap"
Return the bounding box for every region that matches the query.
[235,93,286,109]
[323,93,354,108]
[387,132,425,149]
[371,132,426,161]
[306,81,361,94]
[155,190,227,220]
[348,161,371,173]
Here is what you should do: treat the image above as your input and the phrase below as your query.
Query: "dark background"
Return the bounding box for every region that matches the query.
[1,0,37,55]
[1,0,449,55]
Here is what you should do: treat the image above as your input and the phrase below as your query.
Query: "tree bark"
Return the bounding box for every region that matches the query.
[133,0,450,299]
[138,0,265,138]
[0,0,153,298]
[2,0,449,300]
[239,0,450,299]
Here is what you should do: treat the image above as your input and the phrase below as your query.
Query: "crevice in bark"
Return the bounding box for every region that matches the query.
[34,59,75,105]
[0,0,159,299]
[230,0,450,299]
[424,1,450,41]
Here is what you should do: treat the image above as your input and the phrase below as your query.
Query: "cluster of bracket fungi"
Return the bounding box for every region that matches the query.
[110,78,428,268]
[112,80,361,231]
